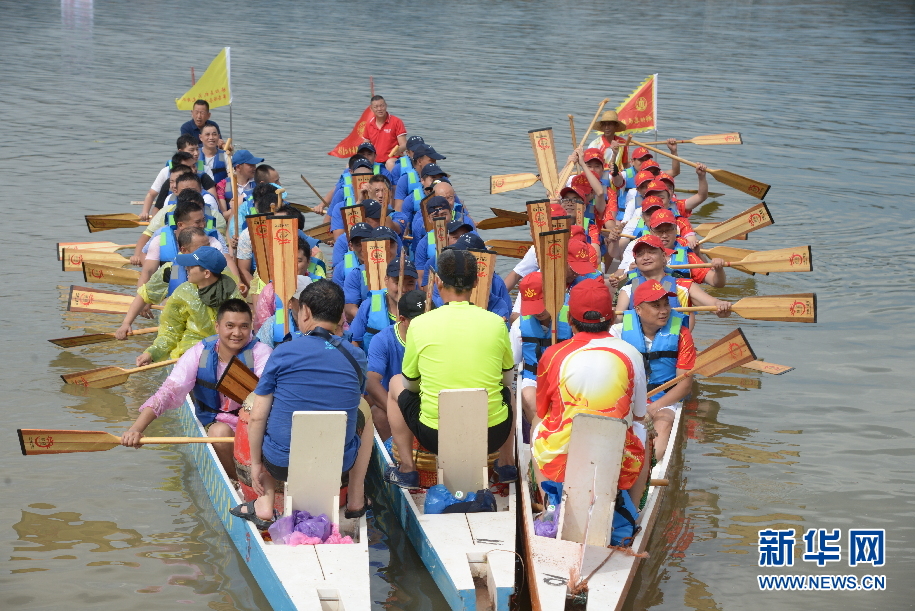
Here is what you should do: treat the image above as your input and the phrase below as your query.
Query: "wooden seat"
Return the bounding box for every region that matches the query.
[435,388,489,495]
[284,410,348,523]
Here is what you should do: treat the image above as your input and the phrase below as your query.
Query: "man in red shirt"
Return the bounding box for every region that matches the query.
[363,96,407,172]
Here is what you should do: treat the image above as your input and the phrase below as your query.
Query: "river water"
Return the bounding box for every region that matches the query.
[1,1,913,609]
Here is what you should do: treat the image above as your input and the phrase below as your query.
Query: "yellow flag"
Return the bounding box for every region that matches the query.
[175,48,232,110]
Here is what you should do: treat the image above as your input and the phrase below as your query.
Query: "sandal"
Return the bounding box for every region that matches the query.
[230,500,276,531]
[344,495,373,519]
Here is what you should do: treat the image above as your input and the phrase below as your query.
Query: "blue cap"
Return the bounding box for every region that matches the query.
[421,163,449,178]
[371,226,398,242]
[174,246,227,274]
[406,136,425,151]
[361,199,382,219]
[447,218,474,234]
[450,232,488,252]
[298,230,320,250]
[349,222,374,241]
[357,142,376,154]
[386,258,418,278]
[414,144,445,161]
[351,158,374,172]
[232,150,264,166]
[425,195,451,213]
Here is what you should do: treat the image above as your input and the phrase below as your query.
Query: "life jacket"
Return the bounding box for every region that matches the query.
[272,294,299,344]
[624,272,685,310]
[166,262,187,296]
[341,171,356,208]
[519,306,572,380]
[192,334,258,425]
[620,309,685,400]
[667,244,692,279]
[373,162,382,175]
[570,270,602,288]
[308,258,327,279]
[202,148,228,184]
[164,204,218,238]
[362,289,394,352]
[406,168,424,207]
[157,226,180,263]
[630,218,649,239]
[165,158,206,175]
[336,251,360,285]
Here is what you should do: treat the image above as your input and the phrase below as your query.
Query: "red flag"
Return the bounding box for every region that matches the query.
[327,107,373,158]
[615,74,658,135]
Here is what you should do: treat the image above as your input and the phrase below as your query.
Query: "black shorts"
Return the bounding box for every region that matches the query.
[397,387,512,456]
[262,409,366,483]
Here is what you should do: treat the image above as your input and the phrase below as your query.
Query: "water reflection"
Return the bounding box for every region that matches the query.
[61,0,93,74]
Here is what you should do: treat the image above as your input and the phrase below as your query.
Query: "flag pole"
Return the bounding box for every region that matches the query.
[227,47,233,141]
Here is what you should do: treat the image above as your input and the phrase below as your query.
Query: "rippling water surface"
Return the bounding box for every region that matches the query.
[1,1,913,609]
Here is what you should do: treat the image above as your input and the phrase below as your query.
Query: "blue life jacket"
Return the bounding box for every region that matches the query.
[201,148,228,184]
[620,309,685,400]
[157,227,180,263]
[406,169,424,209]
[667,244,692,279]
[336,251,360,285]
[164,205,218,239]
[166,262,187,296]
[272,294,299,344]
[570,270,602,289]
[630,218,649,239]
[341,171,356,208]
[308,258,327,279]
[192,334,258,424]
[363,289,394,352]
[624,272,682,310]
[373,162,382,175]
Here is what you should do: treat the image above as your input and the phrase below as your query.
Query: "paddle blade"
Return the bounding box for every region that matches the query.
[692,132,743,145]
[485,239,533,259]
[733,360,795,375]
[57,241,128,260]
[18,429,121,455]
[61,366,130,389]
[703,246,757,262]
[737,245,812,273]
[528,128,560,195]
[699,202,773,244]
[708,168,770,200]
[217,356,259,405]
[82,262,140,286]
[490,173,539,194]
[85,213,147,233]
[67,285,135,314]
[490,207,529,222]
[62,249,130,272]
[477,217,527,230]
[732,293,817,323]
[48,327,158,348]
[693,328,758,378]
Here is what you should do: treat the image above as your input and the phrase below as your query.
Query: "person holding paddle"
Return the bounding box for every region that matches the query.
[327,157,376,240]
[350,258,418,352]
[393,142,444,212]
[645,209,727,288]
[138,246,243,365]
[343,226,399,321]
[384,248,518,488]
[610,281,695,460]
[146,171,225,236]
[254,276,314,347]
[121,299,270,478]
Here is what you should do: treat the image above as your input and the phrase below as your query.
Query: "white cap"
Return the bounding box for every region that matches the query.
[295,275,312,299]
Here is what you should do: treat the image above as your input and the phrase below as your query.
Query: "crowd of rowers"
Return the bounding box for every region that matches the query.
[115,97,734,531]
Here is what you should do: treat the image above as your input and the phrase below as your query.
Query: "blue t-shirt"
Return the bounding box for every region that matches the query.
[344,265,367,305]
[331,261,348,289]
[394,172,413,202]
[255,332,367,471]
[350,294,396,345]
[332,234,350,269]
[367,323,406,390]
[180,119,221,141]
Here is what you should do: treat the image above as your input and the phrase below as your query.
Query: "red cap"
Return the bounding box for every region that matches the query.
[640,159,660,171]
[549,203,566,217]
[569,278,614,323]
[570,225,586,241]
[645,180,668,195]
[567,239,597,275]
[561,173,593,200]
[632,234,673,255]
[519,272,546,316]
[635,170,655,186]
[641,194,665,211]
[657,172,675,189]
[632,279,677,307]
[582,148,604,164]
[649,208,678,228]
[632,147,652,160]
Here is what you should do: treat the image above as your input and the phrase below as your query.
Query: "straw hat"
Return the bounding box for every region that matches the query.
[598,109,626,132]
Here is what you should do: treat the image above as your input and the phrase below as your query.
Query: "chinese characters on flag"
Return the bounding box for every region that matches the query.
[615,74,658,135]
[328,106,374,158]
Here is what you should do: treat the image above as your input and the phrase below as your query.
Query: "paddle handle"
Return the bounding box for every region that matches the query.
[636,140,690,145]
[127,327,159,336]
[555,99,610,194]
[130,437,234,445]
[630,139,698,169]
[647,372,691,396]
[129,358,178,374]
[300,174,330,207]
[568,114,578,148]
[668,262,733,269]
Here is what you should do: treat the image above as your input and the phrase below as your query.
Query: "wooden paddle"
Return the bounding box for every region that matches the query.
[484,239,533,259]
[697,202,773,244]
[733,360,795,375]
[490,207,529,222]
[67,285,164,315]
[568,114,578,149]
[669,245,812,274]
[396,253,406,301]
[275,187,286,211]
[82,262,140,286]
[538,229,569,344]
[703,376,761,389]
[268,215,297,336]
[18,429,233,456]
[674,293,818,323]
[217,356,259,404]
[675,188,724,197]
[287,201,319,215]
[57,241,135,260]
[61,358,177,389]
[364,239,388,292]
[468,250,496,309]
[224,139,241,239]
[554,99,610,197]
[340,204,366,240]
[432,217,448,259]
[85,213,150,233]
[489,172,539,194]
[636,133,743,146]
[304,221,334,245]
[62,249,131,272]
[527,199,551,268]
[300,174,330,207]
[528,128,561,196]
[424,270,436,311]
[476,217,527,230]
[647,328,757,396]
[630,139,770,199]
[49,327,158,348]
[246,213,273,283]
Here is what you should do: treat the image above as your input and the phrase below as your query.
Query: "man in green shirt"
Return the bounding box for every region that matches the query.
[384,248,517,488]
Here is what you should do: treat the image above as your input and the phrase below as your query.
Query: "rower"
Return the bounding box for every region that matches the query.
[148,171,225,235]
[221,162,280,225]
[114,227,210,340]
[530,279,647,511]
[363,95,408,172]
[389,135,425,185]
[642,176,703,248]
[180,98,221,143]
[413,194,475,282]
[614,199,699,279]
[586,109,629,169]
[417,217,473,285]
[139,136,217,221]
[328,157,375,240]
[353,141,395,180]
[350,258,418,352]
[343,226,399,321]
[393,142,444,212]
[254,276,314,348]
[406,163,460,242]
[198,124,229,184]
[223,149,262,221]
[606,194,668,269]
[366,289,429,441]
[614,235,732,328]
[138,246,243,365]
[383,248,517,488]
[428,234,512,321]
[331,222,372,295]
[232,280,372,528]
[121,299,271,477]
[253,235,324,334]
[641,208,726,288]
[611,280,696,460]
[332,198,403,269]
